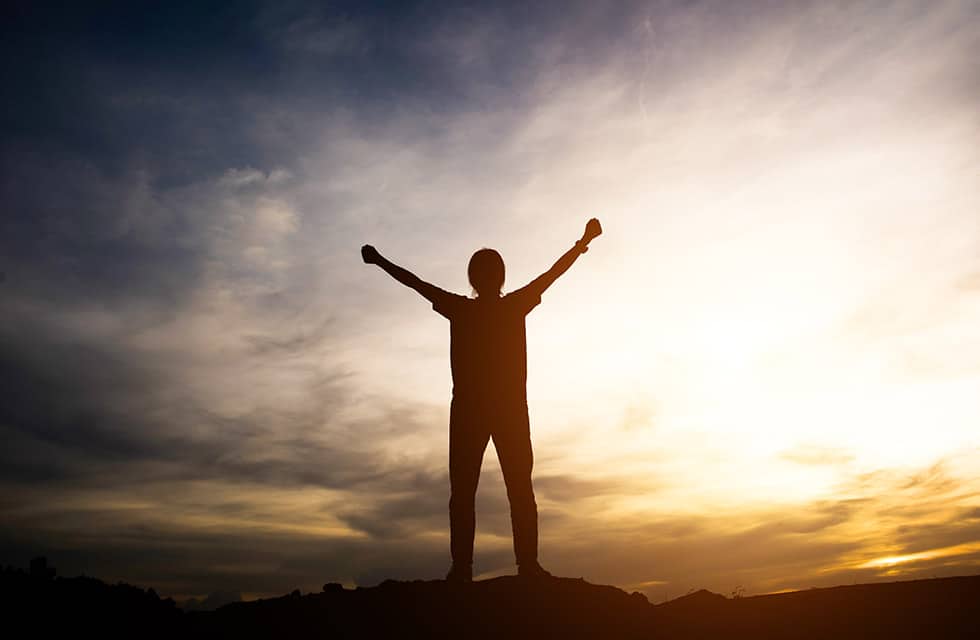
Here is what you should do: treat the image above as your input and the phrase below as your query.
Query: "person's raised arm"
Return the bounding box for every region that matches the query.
[361,245,444,304]
[524,218,602,297]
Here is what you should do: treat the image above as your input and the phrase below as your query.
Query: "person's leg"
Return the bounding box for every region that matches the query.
[492,401,541,571]
[448,398,490,578]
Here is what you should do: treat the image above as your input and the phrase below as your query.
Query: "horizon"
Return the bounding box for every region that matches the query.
[1,1,979,602]
[5,557,980,606]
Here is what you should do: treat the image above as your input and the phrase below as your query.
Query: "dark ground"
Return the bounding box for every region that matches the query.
[2,563,977,638]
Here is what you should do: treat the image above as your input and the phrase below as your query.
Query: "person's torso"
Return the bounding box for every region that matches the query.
[448,297,529,401]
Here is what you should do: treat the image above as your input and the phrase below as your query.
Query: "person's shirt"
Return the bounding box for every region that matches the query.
[431,285,542,403]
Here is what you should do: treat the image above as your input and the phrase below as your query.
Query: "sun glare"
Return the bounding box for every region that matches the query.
[858,541,980,570]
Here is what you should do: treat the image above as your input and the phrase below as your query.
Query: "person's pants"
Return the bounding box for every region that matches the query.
[448,396,538,567]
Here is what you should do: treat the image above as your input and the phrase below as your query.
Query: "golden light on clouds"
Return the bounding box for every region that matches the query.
[330,4,980,593]
[857,541,980,570]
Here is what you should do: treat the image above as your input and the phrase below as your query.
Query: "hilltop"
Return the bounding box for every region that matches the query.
[2,563,978,638]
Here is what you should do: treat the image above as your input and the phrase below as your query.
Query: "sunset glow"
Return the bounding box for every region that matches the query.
[1,1,978,603]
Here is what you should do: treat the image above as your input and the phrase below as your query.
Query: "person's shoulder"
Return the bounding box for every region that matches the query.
[432,290,472,318]
[439,291,470,303]
[506,284,541,300]
[503,286,542,314]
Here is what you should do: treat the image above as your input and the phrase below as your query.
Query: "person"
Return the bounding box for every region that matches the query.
[361,218,602,583]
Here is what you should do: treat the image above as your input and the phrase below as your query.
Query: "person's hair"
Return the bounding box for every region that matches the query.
[468,248,505,298]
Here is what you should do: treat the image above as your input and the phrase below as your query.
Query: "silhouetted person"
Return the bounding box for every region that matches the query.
[362,218,602,582]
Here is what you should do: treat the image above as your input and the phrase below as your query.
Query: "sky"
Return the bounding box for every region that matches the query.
[1,0,978,602]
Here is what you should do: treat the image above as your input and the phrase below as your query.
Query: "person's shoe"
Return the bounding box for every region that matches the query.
[445,563,472,584]
[517,561,553,579]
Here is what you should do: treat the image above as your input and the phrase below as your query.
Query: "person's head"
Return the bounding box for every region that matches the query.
[468,248,505,298]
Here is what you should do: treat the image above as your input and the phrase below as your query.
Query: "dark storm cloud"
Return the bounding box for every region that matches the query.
[0,0,588,305]
[4,2,320,177]
[0,1,414,309]
[335,470,450,539]
[0,320,175,483]
[892,513,980,555]
[1,0,621,180]
[533,473,634,501]
[0,313,434,493]
[0,515,452,595]
[332,468,625,541]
